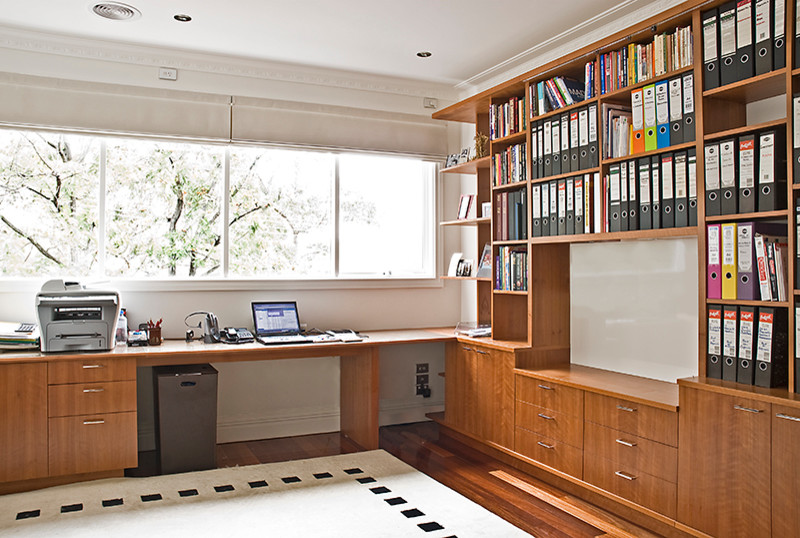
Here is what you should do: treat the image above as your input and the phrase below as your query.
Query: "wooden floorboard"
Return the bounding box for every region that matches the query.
[133,422,663,537]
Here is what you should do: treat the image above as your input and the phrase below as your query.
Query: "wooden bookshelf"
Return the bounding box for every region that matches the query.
[432,1,800,534]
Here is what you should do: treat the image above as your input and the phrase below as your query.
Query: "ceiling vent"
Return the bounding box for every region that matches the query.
[91,2,141,21]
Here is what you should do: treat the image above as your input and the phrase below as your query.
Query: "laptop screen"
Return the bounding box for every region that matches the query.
[251,302,302,336]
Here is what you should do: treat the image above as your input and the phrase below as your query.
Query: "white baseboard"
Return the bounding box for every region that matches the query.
[137,400,443,450]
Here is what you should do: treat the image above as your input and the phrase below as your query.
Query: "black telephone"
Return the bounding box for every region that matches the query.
[184,311,221,343]
[221,327,254,344]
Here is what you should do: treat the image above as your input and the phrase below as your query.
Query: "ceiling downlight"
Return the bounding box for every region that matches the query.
[91,2,142,21]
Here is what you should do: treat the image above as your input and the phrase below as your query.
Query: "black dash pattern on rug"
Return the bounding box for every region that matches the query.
[102,498,123,508]
[214,485,235,493]
[248,480,268,489]
[15,510,40,521]
[141,494,162,503]
[60,504,83,513]
[313,472,333,479]
[179,489,199,497]
[281,476,301,484]
[350,466,447,535]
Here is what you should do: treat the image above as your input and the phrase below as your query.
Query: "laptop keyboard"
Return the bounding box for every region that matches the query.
[257,334,313,345]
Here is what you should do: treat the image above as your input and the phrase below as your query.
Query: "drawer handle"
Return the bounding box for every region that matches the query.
[461,346,473,352]
[82,364,105,369]
[537,384,554,391]
[734,405,763,414]
[82,388,105,393]
[616,405,637,413]
[82,419,105,425]
[474,349,489,355]
[537,441,555,450]
[538,413,555,421]
[615,438,637,448]
[776,413,800,422]
[614,471,637,481]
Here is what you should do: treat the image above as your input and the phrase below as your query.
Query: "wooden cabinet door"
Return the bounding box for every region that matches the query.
[772,404,800,538]
[0,363,48,482]
[677,387,770,537]
[445,343,514,448]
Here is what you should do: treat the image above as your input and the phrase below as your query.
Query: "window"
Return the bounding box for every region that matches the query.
[0,128,436,281]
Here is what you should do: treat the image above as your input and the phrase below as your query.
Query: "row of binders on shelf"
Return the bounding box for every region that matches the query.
[600,23,693,95]
[492,142,526,186]
[701,0,786,91]
[496,246,528,292]
[532,174,598,236]
[707,304,788,388]
[603,72,696,159]
[529,68,593,117]
[605,150,698,232]
[530,105,599,180]
[707,222,788,301]
[704,129,786,216]
[495,188,527,242]
[793,95,800,181]
[489,96,526,140]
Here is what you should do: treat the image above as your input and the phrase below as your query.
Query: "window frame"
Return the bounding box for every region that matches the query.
[0,126,443,291]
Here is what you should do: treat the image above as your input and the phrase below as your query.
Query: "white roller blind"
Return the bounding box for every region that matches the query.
[0,73,231,141]
[231,96,447,157]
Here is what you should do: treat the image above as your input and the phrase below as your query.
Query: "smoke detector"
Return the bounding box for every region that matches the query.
[91,2,141,21]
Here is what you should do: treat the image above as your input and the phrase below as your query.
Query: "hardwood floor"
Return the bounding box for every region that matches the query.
[209,421,662,537]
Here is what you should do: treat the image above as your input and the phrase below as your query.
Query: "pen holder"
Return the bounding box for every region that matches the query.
[148,326,162,346]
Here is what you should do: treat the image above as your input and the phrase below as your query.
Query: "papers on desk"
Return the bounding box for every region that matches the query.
[454,322,491,338]
[0,322,40,350]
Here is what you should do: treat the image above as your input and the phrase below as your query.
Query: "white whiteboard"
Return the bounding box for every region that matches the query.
[570,237,699,382]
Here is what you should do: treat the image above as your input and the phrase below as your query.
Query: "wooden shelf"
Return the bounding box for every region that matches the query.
[493,180,528,192]
[441,156,491,175]
[515,364,679,410]
[490,131,526,147]
[703,69,788,103]
[440,217,490,227]
[530,226,698,245]
[601,141,697,167]
[707,299,791,308]
[494,239,528,247]
[531,167,600,185]
[493,289,528,295]
[704,118,787,142]
[704,209,789,222]
[441,276,490,282]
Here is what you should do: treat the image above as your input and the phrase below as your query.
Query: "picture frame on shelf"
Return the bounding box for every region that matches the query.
[447,252,463,277]
[457,147,471,164]
[456,259,473,277]
[476,243,492,278]
[457,194,474,220]
[481,202,491,218]
[445,153,460,168]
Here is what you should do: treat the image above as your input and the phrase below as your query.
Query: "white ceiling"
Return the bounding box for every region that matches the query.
[0,0,648,87]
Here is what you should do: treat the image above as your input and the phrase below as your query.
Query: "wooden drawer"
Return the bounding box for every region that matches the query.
[584,392,677,447]
[516,400,583,448]
[49,411,137,476]
[516,375,583,416]
[584,422,677,483]
[48,380,136,417]
[48,358,136,385]
[584,453,676,519]
[515,427,582,478]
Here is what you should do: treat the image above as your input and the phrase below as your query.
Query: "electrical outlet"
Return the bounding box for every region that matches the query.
[158,67,178,81]
[416,374,429,386]
[416,363,429,374]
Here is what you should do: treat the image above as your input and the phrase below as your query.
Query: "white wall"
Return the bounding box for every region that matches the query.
[0,31,459,449]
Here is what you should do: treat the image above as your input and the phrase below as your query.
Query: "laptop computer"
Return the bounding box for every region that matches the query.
[251,301,313,345]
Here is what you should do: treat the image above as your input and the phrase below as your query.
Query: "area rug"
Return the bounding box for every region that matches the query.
[0,450,531,537]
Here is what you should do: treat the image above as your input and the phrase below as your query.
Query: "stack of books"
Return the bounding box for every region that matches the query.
[0,322,40,350]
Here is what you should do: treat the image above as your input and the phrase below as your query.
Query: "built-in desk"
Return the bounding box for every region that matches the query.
[0,328,456,494]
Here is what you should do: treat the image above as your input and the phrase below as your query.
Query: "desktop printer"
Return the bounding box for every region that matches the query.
[36,280,119,353]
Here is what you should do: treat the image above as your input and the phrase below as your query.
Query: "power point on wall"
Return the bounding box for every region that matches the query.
[423,97,438,109]
[158,67,178,81]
